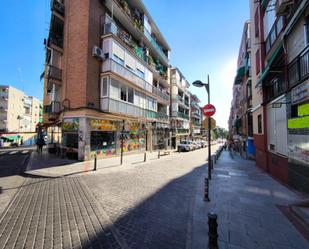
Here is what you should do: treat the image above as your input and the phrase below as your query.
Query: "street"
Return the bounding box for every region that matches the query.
[0,148,32,177]
[0,147,308,249]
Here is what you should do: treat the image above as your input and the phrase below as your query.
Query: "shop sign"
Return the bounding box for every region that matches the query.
[291,81,309,105]
[63,118,79,131]
[90,119,116,131]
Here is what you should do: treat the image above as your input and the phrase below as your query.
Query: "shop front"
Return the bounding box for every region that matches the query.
[62,118,79,159]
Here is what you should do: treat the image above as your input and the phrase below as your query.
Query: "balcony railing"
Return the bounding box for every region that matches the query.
[265,16,284,54]
[101,98,144,117]
[184,100,189,107]
[48,65,62,81]
[51,0,64,16]
[103,59,169,101]
[144,29,169,65]
[288,45,309,88]
[172,111,189,120]
[48,32,63,48]
[177,95,183,102]
[157,112,169,121]
[44,101,61,114]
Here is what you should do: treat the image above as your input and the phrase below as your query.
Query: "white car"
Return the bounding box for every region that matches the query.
[177,141,194,152]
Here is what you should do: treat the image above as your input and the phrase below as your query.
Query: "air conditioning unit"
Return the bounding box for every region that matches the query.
[276,0,294,16]
[92,46,104,60]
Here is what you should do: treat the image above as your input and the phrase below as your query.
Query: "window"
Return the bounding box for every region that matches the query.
[254,8,260,38]
[110,79,119,99]
[128,87,134,103]
[258,114,262,134]
[62,133,78,148]
[136,69,145,79]
[113,54,124,66]
[120,85,127,101]
[101,77,108,97]
[91,131,115,151]
[256,49,260,75]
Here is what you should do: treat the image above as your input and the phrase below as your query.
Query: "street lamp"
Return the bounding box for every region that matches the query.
[192,75,212,180]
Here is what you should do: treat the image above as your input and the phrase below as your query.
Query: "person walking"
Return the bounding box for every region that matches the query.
[36,136,45,155]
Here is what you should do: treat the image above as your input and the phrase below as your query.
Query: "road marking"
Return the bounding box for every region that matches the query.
[22,150,29,154]
[9,151,18,154]
[0,151,6,155]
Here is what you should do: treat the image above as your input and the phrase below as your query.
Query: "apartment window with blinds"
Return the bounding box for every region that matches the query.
[110,79,119,99]
[113,54,124,66]
[128,87,134,103]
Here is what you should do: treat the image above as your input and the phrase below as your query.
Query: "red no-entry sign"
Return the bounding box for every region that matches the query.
[203,104,216,117]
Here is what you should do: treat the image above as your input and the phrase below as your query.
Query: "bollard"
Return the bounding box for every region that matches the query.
[204,177,210,202]
[210,158,213,170]
[158,150,160,159]
[208,212,218,249]
[93,155,97,171]
[144,152,147,162]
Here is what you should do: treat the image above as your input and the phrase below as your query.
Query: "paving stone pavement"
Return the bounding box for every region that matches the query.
[0,177,122,249]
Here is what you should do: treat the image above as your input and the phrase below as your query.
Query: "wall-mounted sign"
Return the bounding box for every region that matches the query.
[63,118,79,131]
[90,119,117,131]
[291,81,309,105]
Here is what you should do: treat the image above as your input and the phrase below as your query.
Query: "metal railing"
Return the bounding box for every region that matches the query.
[153,87,170,102]
[265,16,284,54]
[144,28,169,65]
[288,45,309,88]
[157,112,169,121]
[173,111,189,120]
[44,101,61,114]
[48,65,62,81]
[51,0,64,16]
[177,95,183,102]
[48,32,63,48]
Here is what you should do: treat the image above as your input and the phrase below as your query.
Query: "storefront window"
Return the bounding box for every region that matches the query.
[62,133,78,148]
[91,131,115,151]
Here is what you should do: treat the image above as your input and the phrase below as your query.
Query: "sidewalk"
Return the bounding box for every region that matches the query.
[190,151,309,249]
[25,148,177,178]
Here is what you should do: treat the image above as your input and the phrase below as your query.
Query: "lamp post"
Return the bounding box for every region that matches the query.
[120,119,125,165]
[193,75,212,180]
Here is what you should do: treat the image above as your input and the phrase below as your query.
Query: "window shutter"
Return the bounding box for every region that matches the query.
[112,41,125,60]
[125,52,136,70]
[256,49,260,75]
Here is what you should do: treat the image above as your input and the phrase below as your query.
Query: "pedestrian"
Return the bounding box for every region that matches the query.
[36,136,45,155]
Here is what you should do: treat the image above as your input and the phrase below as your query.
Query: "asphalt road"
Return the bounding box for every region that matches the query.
[0,149,32,177]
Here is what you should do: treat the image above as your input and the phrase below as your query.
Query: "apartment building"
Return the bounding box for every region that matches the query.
[250,0,309,192]
[169,68,191,148]
[43,0,171,160]
[229,21,255,158]
[190,94,202,138]
[0,85,43,145]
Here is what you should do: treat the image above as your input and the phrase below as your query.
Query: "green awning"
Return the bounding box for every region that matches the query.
[255,42,283,88]
[237,66,246,78]
[1,135,20,141]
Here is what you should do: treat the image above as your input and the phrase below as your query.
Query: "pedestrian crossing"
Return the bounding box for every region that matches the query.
[0,150,29,156]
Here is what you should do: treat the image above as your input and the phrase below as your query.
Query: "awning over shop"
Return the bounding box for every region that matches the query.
[255,42,283,88]
[1,135,20,141]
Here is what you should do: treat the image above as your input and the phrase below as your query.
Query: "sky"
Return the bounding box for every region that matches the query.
[0,0,249,129]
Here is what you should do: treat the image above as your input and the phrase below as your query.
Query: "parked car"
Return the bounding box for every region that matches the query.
[199,140,206,148]
[193,141,201,149]
[177,141,194,152]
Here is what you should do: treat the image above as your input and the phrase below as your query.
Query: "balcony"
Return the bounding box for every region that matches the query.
[51,0,64,17]
[48,32,63,48]
[265,16,284,55]
[103,21,168,82]
[102,0,169,66]
[177,95,183,102]
[153,87,170,103]
[101,98,145,117]
[144,29,169,65]
[191,111,200,118]
[173,111,189,120]
[192,120,201,127]
[157,112,169,122]
[184,100,189,107]
[103,59,152,92]
[288,45,309,88]
[48,65,62,81]
[44,101,61,114]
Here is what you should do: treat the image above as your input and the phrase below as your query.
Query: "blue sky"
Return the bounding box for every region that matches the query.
[0,0,249,128]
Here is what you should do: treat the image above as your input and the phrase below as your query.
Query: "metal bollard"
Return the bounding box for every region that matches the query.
[93,155,97,171]
[204,177,210,202]
[144,152,147,162]
[158,150,160,159]
[208,212,218,249]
